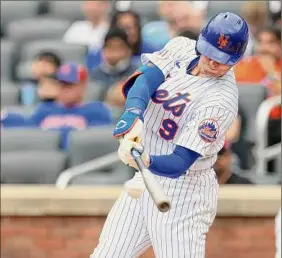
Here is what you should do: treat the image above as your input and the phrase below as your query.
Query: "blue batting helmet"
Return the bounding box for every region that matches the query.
[196,12,249,65]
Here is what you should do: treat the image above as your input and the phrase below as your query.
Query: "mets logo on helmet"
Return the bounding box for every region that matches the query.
[198,119,219,143]
[217,33,230,49]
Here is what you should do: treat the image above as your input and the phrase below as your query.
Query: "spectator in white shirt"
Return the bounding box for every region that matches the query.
[63,0,110,51]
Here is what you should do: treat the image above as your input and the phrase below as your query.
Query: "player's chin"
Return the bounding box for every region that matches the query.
[206,69,225,78]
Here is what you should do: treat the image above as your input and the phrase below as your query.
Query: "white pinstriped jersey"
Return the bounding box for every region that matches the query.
[140,36,238,171]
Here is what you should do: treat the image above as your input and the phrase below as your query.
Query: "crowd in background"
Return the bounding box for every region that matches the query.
[0,1,281,185]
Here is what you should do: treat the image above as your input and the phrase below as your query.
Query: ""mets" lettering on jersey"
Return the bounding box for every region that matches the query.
[152,89,190,140]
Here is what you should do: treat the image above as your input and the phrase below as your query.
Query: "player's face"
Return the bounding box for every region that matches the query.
[198,56,232,78]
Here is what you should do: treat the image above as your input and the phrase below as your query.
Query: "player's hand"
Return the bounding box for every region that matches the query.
[113,108,143,141]
[118,139,150,170]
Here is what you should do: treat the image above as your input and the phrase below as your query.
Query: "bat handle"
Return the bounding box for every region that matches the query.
[131,148,146,170]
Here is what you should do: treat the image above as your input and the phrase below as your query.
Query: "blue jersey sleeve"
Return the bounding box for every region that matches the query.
[122,63,165,114]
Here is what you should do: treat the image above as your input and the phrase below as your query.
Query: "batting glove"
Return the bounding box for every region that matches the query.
[118,139,150,170]
[113,108,143,141]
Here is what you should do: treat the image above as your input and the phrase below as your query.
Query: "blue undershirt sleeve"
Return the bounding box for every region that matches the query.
[148,145,201,178]
[124,64,165,114]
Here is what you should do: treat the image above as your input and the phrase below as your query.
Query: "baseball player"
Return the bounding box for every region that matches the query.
[91,12,249,258]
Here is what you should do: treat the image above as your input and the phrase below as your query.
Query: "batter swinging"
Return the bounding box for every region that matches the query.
[91,12,249,258]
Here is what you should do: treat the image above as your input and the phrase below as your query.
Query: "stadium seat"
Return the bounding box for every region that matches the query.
[67,126,118,167]
[48,1,84,22]
[7,18,71,44]
[1,151,67,184]
[70,163,134,185]
[1,129,61,152]
[1,40,16,81]
[19,40,87,65]
[238,84,267,143]
[1,85,20,107]
[0,1,40,35]
[130,1,160,25]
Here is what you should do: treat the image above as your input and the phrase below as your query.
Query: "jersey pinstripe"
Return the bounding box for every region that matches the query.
[141,36,238,172]
[91,36,237,258]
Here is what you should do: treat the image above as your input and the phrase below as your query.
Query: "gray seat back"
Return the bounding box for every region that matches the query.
[1,1,40,34]
[68,126,118,167]
[238,84,267,143]
[1,84,19,107]
[1,40,16,81]
[1,129,61,152]
[207,1,246,19]
[7,18,71,44]
[48,1,84,21]
[20,40,87,64]
[1,151,66,184]
[130,1,159,24]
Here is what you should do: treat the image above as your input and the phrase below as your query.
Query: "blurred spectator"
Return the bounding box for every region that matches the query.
[178,30,199,40]
[91,27,138,99]
[37,75,61,103]
[20,52,61,106]
[241,1,269,56]
[27,63,112,149]
[104,80,125,108]
[1,110,26,128]
[269,1,281,26]
[234,27,281,168]
[63,0,110,50]
[141,21,170,52]
[159,1,204,38]
[214,141,254,184]
[86,10,157,70]
[235,26,281,86]
[111,10,157,59]
[231,107,255,170]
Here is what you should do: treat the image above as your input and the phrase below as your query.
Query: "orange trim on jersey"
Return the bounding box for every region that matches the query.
[113,117,139,139]
[121,71,143,99]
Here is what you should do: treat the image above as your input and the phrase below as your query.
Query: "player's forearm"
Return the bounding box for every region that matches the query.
[123,64,165,114]
[149,146,201,178]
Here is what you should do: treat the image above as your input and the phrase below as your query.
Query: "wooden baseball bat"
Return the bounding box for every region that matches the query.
[131,148,171,213]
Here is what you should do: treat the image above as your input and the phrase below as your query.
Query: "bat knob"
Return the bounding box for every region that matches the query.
[158,202,171,213]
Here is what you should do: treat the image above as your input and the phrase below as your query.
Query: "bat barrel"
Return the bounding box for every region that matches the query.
[131,148,171,213]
